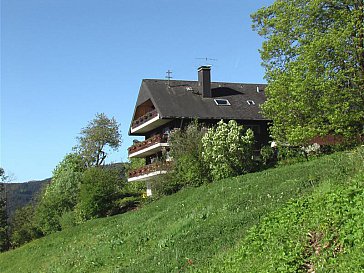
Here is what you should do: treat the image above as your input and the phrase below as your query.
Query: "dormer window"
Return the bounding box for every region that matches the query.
[214,99,231,106]
[247,100,255,105]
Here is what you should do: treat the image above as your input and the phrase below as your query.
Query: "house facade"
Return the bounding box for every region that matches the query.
[128,66,271,196]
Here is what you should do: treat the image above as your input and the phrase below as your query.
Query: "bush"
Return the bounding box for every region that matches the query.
[151,172,183,197]
[10,204,42,248]
[168,121,210,188]
[151,121,209,197]
[115,180,144,213]
[76,167,125,221]
[260,145,277,168]
[202,120,255,181]
[59,211,77,230]
[276,145,307,165]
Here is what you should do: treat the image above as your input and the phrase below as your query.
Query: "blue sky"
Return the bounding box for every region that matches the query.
[1,0,274,182]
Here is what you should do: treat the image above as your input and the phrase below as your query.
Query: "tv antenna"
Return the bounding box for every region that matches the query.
[196,57,218,66]
[165,70,173,87]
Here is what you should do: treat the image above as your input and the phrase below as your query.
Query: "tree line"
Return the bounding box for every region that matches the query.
[0,113,143,250]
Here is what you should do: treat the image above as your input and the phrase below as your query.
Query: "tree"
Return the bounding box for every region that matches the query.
[168,121,210,187]
[35,153,85,234]
[201,120,254,181]
[252,0,364,144]
[10,204,41,248]
[75,113,122,167]
[76,167,124,221]
[0,168,9,252]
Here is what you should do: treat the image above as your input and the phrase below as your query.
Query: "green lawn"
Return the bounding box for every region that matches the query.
[1,148,362,273]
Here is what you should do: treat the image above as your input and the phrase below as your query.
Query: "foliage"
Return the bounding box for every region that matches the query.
[202,120,254,181]
[151,121,209,197]
[35,153,85,235]
[10,204,41,248]
[76,167,125,221]
[151,172,183,197]
[252,0,364,144]
[0,149,362,272]
[75,113,122,167]
[260,145,277,167]
[127,157,145,171]
[277,145,308,165]
[168,121,209,188]
[59,211,77,230]
[0,168,9,252]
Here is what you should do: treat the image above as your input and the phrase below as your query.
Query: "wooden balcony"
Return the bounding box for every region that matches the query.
[128,162,171,182]
[128,134,169,158]
[130,109,172,134]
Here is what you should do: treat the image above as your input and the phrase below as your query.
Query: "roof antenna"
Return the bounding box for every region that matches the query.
[196,57,218,66]
[165,70,173,87]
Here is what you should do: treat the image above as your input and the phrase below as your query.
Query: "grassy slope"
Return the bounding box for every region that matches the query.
[195,148,364,272]
[0,150,362,273]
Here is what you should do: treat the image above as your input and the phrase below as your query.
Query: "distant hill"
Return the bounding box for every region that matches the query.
[2,178,51,219]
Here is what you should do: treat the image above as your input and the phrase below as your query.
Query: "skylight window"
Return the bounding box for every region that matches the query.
[214,99,231,106]
[247,100,255,105]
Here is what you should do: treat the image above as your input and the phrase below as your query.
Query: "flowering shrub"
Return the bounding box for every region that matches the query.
[202,120,254,181]
[302,143,321,156]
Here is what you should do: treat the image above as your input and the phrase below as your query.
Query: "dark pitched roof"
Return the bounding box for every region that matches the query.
[131,79,269,129]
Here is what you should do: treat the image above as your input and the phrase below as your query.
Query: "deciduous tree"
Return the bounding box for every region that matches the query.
[76,167,124,221]
[252,0,364,144]
[35,153,85,234]
[10,204,41,248]
[75,113,122,167]
[168,121,209,187]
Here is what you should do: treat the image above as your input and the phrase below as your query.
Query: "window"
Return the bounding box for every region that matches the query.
[214,99,231,106]
[247,100,255,105]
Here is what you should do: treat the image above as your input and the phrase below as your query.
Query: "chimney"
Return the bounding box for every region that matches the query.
[198,65,211,98]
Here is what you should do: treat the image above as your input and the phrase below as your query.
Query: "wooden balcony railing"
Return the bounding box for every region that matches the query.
[131,109,158,129]
[128,134,168,156]
[128,162,171,179]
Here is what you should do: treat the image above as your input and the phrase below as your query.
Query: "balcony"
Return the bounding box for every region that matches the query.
[130,109,171,134]
[128,162,171,182]
[128,134,169,158]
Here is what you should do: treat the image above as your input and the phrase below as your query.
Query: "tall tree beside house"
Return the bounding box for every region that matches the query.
[168,121,210,188]
[252,0,364,144]
[0,168,10,252]
[75,113,122,167]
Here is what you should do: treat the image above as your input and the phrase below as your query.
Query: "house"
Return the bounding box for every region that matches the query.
[128,66,270,196]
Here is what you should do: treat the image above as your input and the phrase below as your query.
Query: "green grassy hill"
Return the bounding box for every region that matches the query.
[1,148,363,273]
